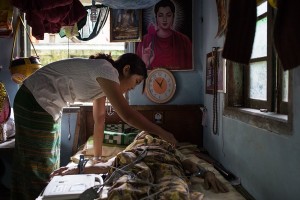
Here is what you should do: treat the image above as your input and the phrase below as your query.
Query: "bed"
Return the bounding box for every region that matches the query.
[65,105,252,200]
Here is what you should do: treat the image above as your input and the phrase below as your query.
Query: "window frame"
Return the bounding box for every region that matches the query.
[277,59,289,115]
[245,5,273,111]
[223,1,293,135]
[20,14,131,103]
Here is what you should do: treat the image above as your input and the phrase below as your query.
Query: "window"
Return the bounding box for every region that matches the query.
[224,0,292,134]
[21,5,127,105]
[28,17,125,66]
[19,2,125,64]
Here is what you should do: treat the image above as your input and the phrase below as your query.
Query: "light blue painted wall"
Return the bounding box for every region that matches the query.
[0,28,19,190]
[201,0,300,200]
[0,37,19,104]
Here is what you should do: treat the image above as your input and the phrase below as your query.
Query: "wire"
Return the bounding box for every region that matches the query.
[68,113,71,140]
[212,47,219,135]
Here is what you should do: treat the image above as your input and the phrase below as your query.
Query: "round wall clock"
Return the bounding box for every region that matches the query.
[145,68,176,104]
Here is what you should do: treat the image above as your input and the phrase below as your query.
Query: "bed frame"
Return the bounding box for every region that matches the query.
[73,104,204,154]
[68,104,254,200]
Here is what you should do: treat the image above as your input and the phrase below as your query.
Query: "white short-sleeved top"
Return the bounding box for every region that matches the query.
[23,58,120,121]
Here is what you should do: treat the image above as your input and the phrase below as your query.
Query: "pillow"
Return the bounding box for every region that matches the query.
[82,130,139,160]
[103,130,138,145]
[105,123,140,134]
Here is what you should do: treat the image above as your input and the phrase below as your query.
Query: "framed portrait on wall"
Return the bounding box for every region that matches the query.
[206,48,226,94]
[110,9,142,42]
[135,0,193,71]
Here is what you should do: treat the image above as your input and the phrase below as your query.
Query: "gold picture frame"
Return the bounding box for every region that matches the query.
[110,9,142,42]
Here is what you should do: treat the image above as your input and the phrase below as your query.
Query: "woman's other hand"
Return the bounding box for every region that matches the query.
[49,166,79,179]
[159,130,177,147]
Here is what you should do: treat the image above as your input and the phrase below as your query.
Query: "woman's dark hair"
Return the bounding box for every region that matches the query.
[155,0,175,16]
[89,53,114,63]
[89,53,148,92]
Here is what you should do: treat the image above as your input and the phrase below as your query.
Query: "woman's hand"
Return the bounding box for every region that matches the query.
[49,166,79,179]
[159,130,178,147]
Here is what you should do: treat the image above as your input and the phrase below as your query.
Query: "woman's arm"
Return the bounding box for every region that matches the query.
[49,157,115,178]
[92,97,106,159]
[96,77,177,145]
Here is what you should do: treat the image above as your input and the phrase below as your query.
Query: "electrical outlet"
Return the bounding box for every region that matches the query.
[153,112,163,124]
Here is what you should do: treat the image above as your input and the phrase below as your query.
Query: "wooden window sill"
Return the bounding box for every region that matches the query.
[223,107,292,135]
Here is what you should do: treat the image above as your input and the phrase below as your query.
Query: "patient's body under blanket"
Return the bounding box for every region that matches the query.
[104,133,204,200]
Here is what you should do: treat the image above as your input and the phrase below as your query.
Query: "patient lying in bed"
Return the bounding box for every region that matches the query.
[51,131,228,199]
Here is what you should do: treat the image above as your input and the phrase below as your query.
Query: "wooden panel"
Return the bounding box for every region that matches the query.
[76,105,203,149]
[129,105,203,147]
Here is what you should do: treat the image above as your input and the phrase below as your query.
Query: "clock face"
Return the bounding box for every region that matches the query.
[146,68,176,103]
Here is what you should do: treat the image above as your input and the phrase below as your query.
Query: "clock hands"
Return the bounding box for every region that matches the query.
[155,78,164,88]
[159,79,164,87]
[155,79,161,88]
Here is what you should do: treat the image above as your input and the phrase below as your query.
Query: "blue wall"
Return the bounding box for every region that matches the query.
[0,37,19,103]
[0,30,19,190]
[201,0,300,200]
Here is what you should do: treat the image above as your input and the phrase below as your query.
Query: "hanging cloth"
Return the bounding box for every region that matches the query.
[76,4,109,41]
[0,82,11,125]
[0,0,13,37]
[0,82,11,142]
[11,0,87,40]
[222,0,257,65]
[273,0,300,70]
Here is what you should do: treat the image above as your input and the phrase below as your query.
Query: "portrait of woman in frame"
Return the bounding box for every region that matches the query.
[110,9,142,42]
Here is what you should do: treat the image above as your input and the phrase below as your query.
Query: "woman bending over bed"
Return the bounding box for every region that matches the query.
[51,131,228,199]
[11,53,177,200]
